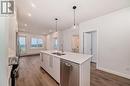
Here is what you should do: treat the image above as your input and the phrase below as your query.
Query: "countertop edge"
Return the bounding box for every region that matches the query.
[40,50,92,64]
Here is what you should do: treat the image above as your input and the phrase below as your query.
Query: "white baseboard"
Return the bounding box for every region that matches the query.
[97,67,130,79]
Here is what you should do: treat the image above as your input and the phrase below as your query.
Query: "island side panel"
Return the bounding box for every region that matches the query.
[79,58,91,86]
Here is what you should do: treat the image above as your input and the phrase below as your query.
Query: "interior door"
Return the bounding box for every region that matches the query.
[91,32,97,63]
[83,32,92,55]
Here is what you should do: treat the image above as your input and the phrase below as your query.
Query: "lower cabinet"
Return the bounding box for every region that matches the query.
[40,53,60,83]
[52,56,60,83]
[40,52,91,86]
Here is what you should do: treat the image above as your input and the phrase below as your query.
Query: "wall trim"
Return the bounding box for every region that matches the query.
[97,67,130,79]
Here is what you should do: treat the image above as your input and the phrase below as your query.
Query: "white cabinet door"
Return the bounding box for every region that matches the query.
[47,55,53,76]
[40,53,49,72]
[53,56,60,83]
[40,53,60,83]
[47,55,60,83]
[44,54,49,72]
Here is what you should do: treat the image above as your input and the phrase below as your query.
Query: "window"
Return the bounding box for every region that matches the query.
[53,38,59,49]
[31,38,44,48]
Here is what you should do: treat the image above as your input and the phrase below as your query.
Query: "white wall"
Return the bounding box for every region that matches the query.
[46,29,79,52]
[79,7,130,79]
[46,31,63,50]
[8,14,18,57]
[62,28,79,52]
[0,17,9,86]
[46,33,53,50]
[18,32,46,55]
[0,3,18,85]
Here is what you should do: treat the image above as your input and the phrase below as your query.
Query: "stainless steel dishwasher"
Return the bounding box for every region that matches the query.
[60,59,79,86]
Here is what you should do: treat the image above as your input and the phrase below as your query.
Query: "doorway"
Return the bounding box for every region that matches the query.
[18,36,27,56]
[83,31,97,63]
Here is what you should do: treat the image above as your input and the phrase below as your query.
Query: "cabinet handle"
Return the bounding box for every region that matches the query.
[65,63,71,67]
[64,63,73,71]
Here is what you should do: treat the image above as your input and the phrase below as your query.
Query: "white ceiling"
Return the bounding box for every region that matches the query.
[16,0,130,34]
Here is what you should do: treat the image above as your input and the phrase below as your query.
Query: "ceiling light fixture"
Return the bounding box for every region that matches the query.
[73,6,77,29]
[55,18,58,32]
[28,13,32,17]
[24,24,27,27]
[31,3,36,8]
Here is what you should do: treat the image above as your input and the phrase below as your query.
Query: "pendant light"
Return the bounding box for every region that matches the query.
[73,6,77,29]
[54,18,58,51]
[54,18,58,38]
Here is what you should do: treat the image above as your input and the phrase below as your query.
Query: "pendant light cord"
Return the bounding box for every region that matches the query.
[73,6,77,26]
[55,18,58,32]
[74,8,76,26]
[56,20,57,32]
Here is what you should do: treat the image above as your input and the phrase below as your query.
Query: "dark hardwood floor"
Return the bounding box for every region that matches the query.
[16,56,58,86]
[91,63,130,86]
[16,56,130,86]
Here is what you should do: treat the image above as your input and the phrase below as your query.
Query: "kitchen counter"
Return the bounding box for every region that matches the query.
[40,50,92,86]
[40,50,92,64]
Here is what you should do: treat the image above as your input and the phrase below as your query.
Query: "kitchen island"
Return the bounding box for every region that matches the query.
[40,50,92,86]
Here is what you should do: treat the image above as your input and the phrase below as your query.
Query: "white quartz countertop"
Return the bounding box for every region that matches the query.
[41,50,92,64]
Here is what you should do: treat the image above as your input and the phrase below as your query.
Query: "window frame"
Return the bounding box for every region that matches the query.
[30,37,44,49]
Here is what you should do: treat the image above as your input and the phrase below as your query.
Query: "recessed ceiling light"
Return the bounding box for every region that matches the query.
[28,13,32,17]
[24,24,27,27]
[31,3,36,8]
